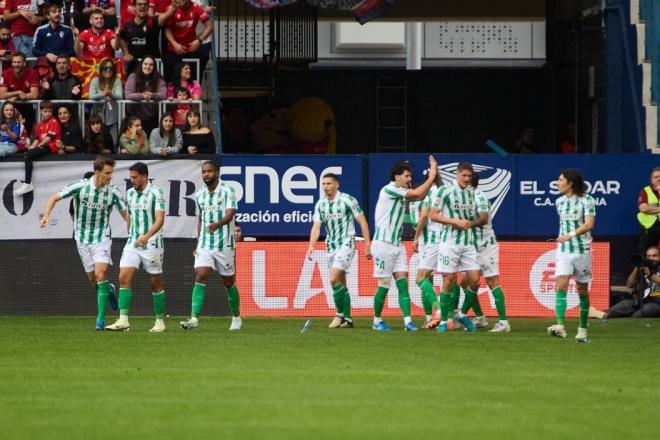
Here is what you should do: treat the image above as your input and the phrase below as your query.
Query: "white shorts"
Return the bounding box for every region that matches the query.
[327,242,355,272]
[555,250,592,283]
[372,240,408,278]
[477,243,499,278]
[119,245,164,275]
[437,243,480,274]
[194,248,235,276]
[77,238,112,273]
[417,243,440,271]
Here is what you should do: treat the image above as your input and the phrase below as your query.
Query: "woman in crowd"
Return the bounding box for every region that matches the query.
[0,101,21,158]
[168,62,202,100]
[83,114,114,154]
[56,105,82,154]
[182,108,215,155]
[124,56,167,134]
[119,115,150,155]
[89,58,123,144]
[149,112,182,157]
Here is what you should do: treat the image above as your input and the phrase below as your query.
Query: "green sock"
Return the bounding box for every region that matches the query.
[97,280,109,321]
[227,284,240,317]
[450,282,461,315]
[191,282,206,318]
[555,290,567,326]
[341,287,352,321]
[579,294,589,329]
[439,291,451,321]
[461,288,475,314]
[373,286,388,318]
[118,288,133,316]
[332,284,345,316]
[470,289,484,316]
[152,290,165,319]
[491,286,507,320]
[417,278,440,312]
[395,277,411,317]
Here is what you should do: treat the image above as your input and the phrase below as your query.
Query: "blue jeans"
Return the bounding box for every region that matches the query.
[12,35,33,57]
[0,141,18,157]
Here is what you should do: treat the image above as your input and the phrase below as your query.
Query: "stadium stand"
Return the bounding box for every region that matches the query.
[638,0,660,152]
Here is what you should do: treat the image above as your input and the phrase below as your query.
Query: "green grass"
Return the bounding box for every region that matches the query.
[1,317,658,440]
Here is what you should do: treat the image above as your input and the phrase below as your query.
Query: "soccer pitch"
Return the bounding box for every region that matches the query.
[1,317,657,439]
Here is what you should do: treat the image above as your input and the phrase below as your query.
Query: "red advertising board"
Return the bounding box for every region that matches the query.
[235,242,609,318]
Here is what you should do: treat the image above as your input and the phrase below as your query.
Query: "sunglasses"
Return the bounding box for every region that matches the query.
[102,66,114,72]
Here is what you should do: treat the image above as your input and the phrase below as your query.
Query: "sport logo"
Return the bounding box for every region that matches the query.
[438,162,511,219]
[529,249,590,310]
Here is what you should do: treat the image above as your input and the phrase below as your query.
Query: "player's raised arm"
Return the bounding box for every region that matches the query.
[406,155,438,201]
[40,193,63,227]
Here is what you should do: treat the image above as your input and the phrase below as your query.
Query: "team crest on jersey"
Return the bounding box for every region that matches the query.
[438,162,511,219]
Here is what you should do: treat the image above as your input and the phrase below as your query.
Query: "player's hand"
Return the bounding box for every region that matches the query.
[412,239,419,253]
[455,219,471,230]
[305,247,314,261]
[135,235,148,247]
[427,155,437,174]
[192,249,197,257]
[364,242,372,260]
[207,222,220,232]
[556,234,571,243]
[40,215,49,228]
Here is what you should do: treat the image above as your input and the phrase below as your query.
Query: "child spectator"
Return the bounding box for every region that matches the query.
[149,112,182,156]
[83,113,114,154]
[0,101,21,158]
[173,86,191,128]
[119,115,149,155]
[14,101,62,196]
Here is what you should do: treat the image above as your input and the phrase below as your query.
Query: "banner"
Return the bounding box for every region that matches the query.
[0,155,365,239]
[368,153,660,236]
[236,241,610,318]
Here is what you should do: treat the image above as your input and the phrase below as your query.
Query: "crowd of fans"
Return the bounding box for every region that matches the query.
[0,0,217,194]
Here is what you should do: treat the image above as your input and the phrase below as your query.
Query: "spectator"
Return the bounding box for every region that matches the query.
[233,221,243,242]
[89,57,122,143]
[83,113,114,154]
[74,8,117,59]
[638,167,660,253]
[163,0,212,81]
[149,111,181,156]
[3,0,45,57]
[172,86,191,127]
[16,111,28,152]
[14,100,61,196]
[0,52,39,132]
[34,56,54,99]
[119,115,149,155]
[119,0,173,75]
[33,4,76,62]
[182,108,214,154]
[56,105,82,154]
[560,122,576,154]
[73,0,117,31]
[512,127,536,154]
[124,55,166,133]
[0,101,21,158]
[120,0,155,26]
[603,246,660,318]
[168,61,202,99]
[0,23,16,70]
[44,56,83,101]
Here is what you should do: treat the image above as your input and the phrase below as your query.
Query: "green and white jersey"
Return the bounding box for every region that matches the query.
[59,177,126,245]
[433,181,477,246]
[195,182,237,251]
[473,189,497,250]
[312,191,364,252]
[126,183,166,249]
[409,185,443,246]
[556,194,596,254]
[373,182,409,245]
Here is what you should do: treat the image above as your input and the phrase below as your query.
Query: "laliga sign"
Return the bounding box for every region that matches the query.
[438,162,511,218]
[529,249,590,310]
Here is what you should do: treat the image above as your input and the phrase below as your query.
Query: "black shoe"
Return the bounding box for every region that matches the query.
[339,319,354,328]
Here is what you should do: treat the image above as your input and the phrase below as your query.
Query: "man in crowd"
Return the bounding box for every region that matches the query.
[33,4,76,62]
[43,56,82,101]
[75,8,117,59]
[0,23,16,69]
[163,0,212,80]
[637,167,660,253]
[0,52,39,131]
[3,0,45,57]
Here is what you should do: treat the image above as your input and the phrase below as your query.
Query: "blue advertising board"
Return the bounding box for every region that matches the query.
[368,154,660,237]
[219,155,365,236]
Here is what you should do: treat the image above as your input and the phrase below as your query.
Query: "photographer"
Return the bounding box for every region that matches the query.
[605,246,660,318]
